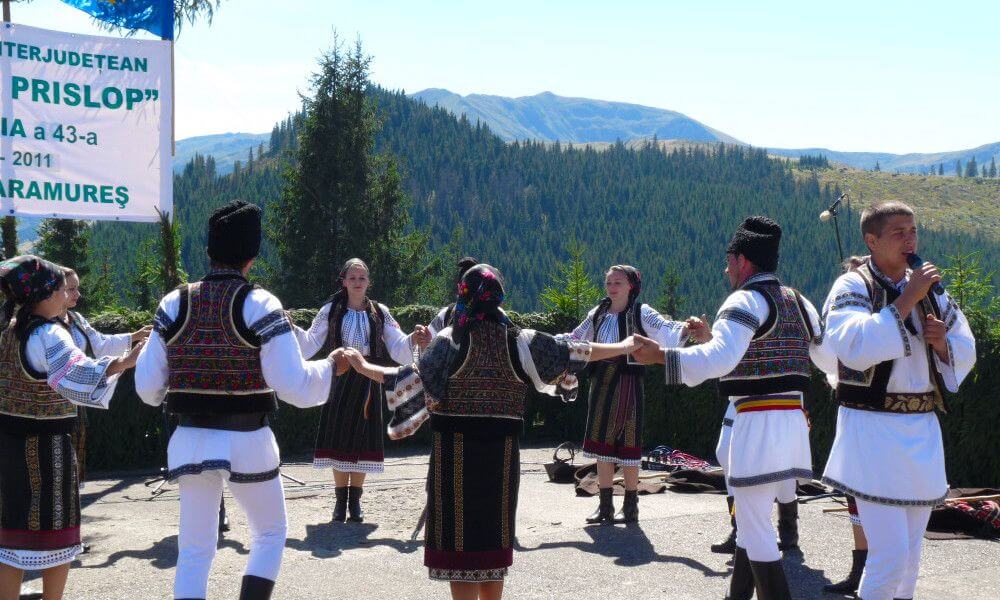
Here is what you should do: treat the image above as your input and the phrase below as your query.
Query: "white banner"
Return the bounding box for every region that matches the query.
[0,23,172,222]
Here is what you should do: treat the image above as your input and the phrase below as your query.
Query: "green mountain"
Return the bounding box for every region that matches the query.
[86,89,1000,314]
[769,142,1000,175]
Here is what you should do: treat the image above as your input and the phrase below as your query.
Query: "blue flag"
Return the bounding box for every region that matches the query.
[59,0,175,40]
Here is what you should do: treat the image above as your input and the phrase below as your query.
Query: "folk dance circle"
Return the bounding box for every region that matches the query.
[0,200,977,600]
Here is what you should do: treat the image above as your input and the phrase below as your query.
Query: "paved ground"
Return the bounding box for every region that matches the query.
[20,445,999,599]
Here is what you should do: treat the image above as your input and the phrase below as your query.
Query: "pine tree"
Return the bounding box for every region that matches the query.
[1,216,17,259]
[654,264,686,319]
[86,254,120,313]
[965,157,978,178]
[983,165,989,179]
[955,160,963,177]
[873,161,881,172]
[540,241,601,327]
[990,158,997,179]
[938,163,945,176]
[268,36,415,307]
[36,219,90,277]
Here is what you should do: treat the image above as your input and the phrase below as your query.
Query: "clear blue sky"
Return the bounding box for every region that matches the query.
[15,0,1000,153]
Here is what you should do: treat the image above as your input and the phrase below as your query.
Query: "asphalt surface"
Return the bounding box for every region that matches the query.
[22,446,999,599]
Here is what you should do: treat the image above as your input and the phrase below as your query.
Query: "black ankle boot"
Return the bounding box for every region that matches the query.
[347,486,364,522]
[239,575,275,600]
[219,498,230,533]
[725,546,754,600]
[585,487,615,524]
[712,495,737,554]
[823,549,866,595]
[750,559,792,600]
[776,501,798,551]
[614,490,639,523]
[332,487,348,522]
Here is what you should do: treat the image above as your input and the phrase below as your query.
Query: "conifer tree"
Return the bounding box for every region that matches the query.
[1,217,17,259]
[965,157,978,178]
[990,158,997,179]
[540,241,601,327]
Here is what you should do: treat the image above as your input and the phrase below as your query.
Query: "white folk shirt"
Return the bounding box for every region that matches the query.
[135,283,335,480]
[821,260,976,506]
[294,301,414,365]
[569,302,689,349]
[64,312,132,359]
[661,273,835,488]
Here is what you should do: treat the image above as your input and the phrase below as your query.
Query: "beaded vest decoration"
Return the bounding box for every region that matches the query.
[0,321,75,421]
[718,280,812,396]
[165,276,276,414]
[438,321,528,420]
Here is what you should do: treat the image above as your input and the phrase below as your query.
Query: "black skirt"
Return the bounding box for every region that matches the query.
[424,424,520,582]
[581,360,644,465]
[313,367,385,473]
[0,431,81,568]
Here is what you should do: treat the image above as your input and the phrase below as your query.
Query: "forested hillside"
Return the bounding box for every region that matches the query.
[86,88,1000,314]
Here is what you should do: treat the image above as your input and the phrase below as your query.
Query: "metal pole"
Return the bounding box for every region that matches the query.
[2,0,10,23]
[831,213,845,263]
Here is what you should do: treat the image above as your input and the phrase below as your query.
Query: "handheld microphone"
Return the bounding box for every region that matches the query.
[905,253,945,295]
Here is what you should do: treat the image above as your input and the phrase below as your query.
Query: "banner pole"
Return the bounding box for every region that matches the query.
[2,1,10,24]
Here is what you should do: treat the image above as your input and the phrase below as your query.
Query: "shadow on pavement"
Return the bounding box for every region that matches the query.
[516,522,729,577]
[285,522,422,559]
[77,533,248,570]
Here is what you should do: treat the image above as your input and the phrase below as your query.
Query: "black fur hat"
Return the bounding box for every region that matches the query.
[207,200,262,265]
[726,216,781,272]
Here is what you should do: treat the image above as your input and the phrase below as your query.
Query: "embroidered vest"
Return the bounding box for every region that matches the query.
[588,301,649,375]
[435,321,529,421]
[717,280,813,396]
[0,319,77,434]
[836,263,946,414]
[164,274,277,415]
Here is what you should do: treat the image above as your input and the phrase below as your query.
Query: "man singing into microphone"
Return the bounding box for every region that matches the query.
[820,201,976,600]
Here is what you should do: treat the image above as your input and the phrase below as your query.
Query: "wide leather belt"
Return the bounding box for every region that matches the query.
[177,412,268,432]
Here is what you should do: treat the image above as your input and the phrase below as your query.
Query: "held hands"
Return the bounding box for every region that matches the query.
[131,325,153,343]
[342,347,367,371]
[412,324,432,350]
[329,348,351,376]
[628,334,665,365]
[685,314,712,343]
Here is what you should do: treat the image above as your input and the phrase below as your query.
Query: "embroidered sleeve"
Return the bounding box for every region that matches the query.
[380,304,416,365]
[664,347,682,385]
[383,334,457,440]
[517,330,591,401]
[831,291,873,312]
[716,308,759,332]
[250,310,293,345]
[34,326,116,409]
[641,304,687,348]
[153,306,173,337]
[568,307,596,341]
[886,304,912,358]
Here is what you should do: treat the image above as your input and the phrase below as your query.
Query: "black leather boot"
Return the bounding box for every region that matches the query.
[776,501,798,551]
[238,575,275,600]
[219,497,230,533]
[750,559,792,600]
[823,549,866,595]
[725,546,754,600]
[614,490,639,523]
[585,487,615,524]
[712,495,737,554]
[332,486,348,522]
[347,486,364,522]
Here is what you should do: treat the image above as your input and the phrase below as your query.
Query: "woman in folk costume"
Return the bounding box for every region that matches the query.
[820,202,976,600]
[0,256,143,600]
[346,264,640,600]
[566,265,710,524]
[427,257,480,337]
[135,200,340,600]
[294,258,421,523]
[59,267,151,487]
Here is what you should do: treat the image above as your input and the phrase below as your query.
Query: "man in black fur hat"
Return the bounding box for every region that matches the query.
[633,216,836,600]
[136,200,344,600]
